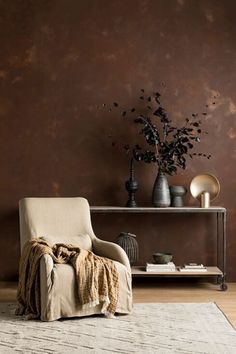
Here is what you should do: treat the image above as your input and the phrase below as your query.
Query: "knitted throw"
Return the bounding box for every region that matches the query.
[16,238,119,319]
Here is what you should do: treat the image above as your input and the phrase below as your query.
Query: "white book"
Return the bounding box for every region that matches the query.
[146,262,176,272]
[146,262,175,268]
[146,266,176,270]
[179,268,207,272]
[146,268,176,272]
[146,268,176,271]
[184,263,205,269]
[184,267,206,270]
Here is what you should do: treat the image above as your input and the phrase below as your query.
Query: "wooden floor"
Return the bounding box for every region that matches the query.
[1,280,236,326]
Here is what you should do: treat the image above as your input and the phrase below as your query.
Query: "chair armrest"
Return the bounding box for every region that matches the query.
[40,254,54,321]
[92,238,131,272]
[40,254,54,278]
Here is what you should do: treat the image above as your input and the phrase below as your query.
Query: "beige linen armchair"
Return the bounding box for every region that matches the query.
[19,197,132,321]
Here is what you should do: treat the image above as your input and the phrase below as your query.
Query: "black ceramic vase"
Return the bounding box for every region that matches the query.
[115,232,139,266]
[170,185,187,207]
[152,171,171,207]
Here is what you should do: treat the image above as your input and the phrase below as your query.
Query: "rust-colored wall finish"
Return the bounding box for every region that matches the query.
[0,0,236,280]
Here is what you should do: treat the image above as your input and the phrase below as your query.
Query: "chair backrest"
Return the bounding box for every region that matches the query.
[19,197,96,251]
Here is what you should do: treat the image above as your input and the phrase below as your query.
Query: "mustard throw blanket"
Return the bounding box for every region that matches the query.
[16,238,119,319]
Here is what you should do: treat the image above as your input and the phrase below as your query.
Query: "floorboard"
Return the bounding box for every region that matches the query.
[1,280,235,326]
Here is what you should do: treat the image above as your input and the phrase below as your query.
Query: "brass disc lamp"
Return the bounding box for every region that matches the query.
[190,173,220,208]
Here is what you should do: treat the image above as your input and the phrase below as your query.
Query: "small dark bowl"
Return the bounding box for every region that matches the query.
[153,253,173,264]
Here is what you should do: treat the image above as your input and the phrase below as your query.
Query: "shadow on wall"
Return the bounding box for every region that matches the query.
[0,208,20,281]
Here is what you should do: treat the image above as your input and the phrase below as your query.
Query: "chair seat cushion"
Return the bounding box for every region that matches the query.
[40,259,132,321]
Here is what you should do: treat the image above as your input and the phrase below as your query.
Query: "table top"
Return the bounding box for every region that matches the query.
[90,206,226,213]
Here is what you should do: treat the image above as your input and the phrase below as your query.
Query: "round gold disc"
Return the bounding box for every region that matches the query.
[190,173,220,201]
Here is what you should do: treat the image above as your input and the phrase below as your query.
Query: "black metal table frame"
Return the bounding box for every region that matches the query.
[216,209,227,290]
[90,206,227,291]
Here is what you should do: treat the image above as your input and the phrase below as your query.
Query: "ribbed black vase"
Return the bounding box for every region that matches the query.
[152,171,171,207]
[115,232,139,266]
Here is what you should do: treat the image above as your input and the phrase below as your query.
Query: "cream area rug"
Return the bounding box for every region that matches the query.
[0,303,236,354]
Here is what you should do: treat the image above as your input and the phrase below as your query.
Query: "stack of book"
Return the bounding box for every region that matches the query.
[179,263,207,272]
[146,262,176,272]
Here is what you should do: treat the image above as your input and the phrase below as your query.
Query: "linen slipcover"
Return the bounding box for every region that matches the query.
[19,197,132,321]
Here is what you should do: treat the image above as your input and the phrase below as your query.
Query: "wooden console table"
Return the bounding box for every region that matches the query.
[90,206,227,291]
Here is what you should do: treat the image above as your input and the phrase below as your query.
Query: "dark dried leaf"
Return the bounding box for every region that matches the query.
[139,96,144,100]
[148,97,151,102]
[113,102,118,107]
[197,129,201,133]
[131,108,135,112]
[202,112,207,115]
[141,89,145,93]
[111,142,116,147]
[182,137,189,143]
[153,107,166,118]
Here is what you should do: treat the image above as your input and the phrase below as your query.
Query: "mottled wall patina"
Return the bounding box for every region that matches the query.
[0,0,235,280]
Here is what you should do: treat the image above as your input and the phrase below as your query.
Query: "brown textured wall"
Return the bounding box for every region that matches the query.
[0,0,236,280]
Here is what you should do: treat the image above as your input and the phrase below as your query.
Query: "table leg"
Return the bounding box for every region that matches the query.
[219,211,227,291]
[221,210,227,290]
[216,211,227,291]
[216,212,220,268]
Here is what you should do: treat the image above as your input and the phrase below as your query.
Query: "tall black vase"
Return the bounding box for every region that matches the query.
[152,171,171,207]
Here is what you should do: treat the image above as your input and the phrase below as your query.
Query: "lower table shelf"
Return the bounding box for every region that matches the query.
[131,266,227,291]
[132,266,222,277]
